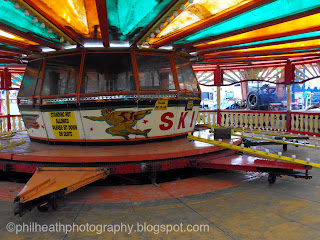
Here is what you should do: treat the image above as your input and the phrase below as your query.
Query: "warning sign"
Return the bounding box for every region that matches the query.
[49,111,80,139]
[155,100,168,111]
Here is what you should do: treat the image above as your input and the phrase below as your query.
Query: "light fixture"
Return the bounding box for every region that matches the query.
[40,23,45,28]
[33,17,38,23]
[180,3,185,11]
[189,0,194,4]
[60,37,64,42]
[66,41,70,46]
[160,22,165,28]
[150,33,155,38]
[47,28,52,34]
[173,10,178,17]
[146,37,150,42]
[24,10,29,17]
[155,27,160,33]
[14,2,19,9]
[166,16,171,23]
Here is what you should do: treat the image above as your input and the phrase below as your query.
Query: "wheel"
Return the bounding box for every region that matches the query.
[50,195,58,210]
[283,144,287,151]
[37,203,49,212]
[268,174,276,184]
[246,91,259,110]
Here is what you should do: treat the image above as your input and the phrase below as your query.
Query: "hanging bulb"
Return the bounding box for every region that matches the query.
[189,0,194,4]
[146,37,150,42]
[173,10,178,17]
[60,37,64,42]
[66,41,70,46]
[24,10,29,17]
[47,28,52,34]
[155,27,160,34]
[180,3,186,11]
[33,17,38,23]
[40,23,45,28]
[166,16,171,23]
[150,32,155,38]
[14,2,19,9]
[160,22,165,28]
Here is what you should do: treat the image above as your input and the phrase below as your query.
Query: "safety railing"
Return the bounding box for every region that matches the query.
[291,112,320,136]
[0,115,25,133]
[197,110,320,136]
[197,110,217,126]
[197,110,287,131]
[220,110,287,131]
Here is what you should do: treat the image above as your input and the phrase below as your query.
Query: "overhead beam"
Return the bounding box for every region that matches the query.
[95,0,109,47]
[195,35,320,56]
[0,46,33,55]
[150,0,274,48]
[0,22,60,50]
[202,45,320,59]
[0,37,40,52]
[201,50,320,62]
[175,7,320,50]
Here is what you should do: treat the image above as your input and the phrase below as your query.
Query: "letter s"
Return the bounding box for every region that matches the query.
[159,112,174,130]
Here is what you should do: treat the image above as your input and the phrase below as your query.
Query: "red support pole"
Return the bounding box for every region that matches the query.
[4,68,11,132]
[285,61,294,132]
[214,65,222,125]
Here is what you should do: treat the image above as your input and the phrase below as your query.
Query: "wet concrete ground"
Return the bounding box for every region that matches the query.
[0,133,319,239]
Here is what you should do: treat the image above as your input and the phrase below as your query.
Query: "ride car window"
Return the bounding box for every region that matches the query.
[19,59,42,97]
[41,54,82,96]
[80,53,136,93]
[136,55,175,90]
[174,58,198,91]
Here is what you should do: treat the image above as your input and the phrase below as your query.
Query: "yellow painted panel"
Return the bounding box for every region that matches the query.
[158,0,248,38]
[31,0,89,36]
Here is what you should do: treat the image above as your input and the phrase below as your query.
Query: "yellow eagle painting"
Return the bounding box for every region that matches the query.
[84,108,152,140]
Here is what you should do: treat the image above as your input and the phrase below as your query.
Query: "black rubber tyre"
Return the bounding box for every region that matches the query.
[268,174,276,184]
[246,91,259,110]
[37,203,49,212]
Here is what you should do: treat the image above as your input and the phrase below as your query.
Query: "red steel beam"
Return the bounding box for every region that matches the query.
[0,46,33,55]
[201,46,320,60]
[0,22,62,50]
[0,37,40,52]
[0,51,20,57]
[193,25,320,53]
[0,59,20,64]
[194,35,320,56]
[150,0,275,48]
[23,0,83,47]
[175,7,320,50]
[95,0,110,47]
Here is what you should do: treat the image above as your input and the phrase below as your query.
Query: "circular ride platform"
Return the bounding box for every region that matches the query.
[0,130,242,173]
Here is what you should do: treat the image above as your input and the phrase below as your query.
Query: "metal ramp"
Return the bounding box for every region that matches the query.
[14,167,109,216]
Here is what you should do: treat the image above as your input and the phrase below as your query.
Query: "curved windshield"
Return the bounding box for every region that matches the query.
[41,54,82,96]
[174,58,198,91]
[80,53,136,93]
[136,55,175,90]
